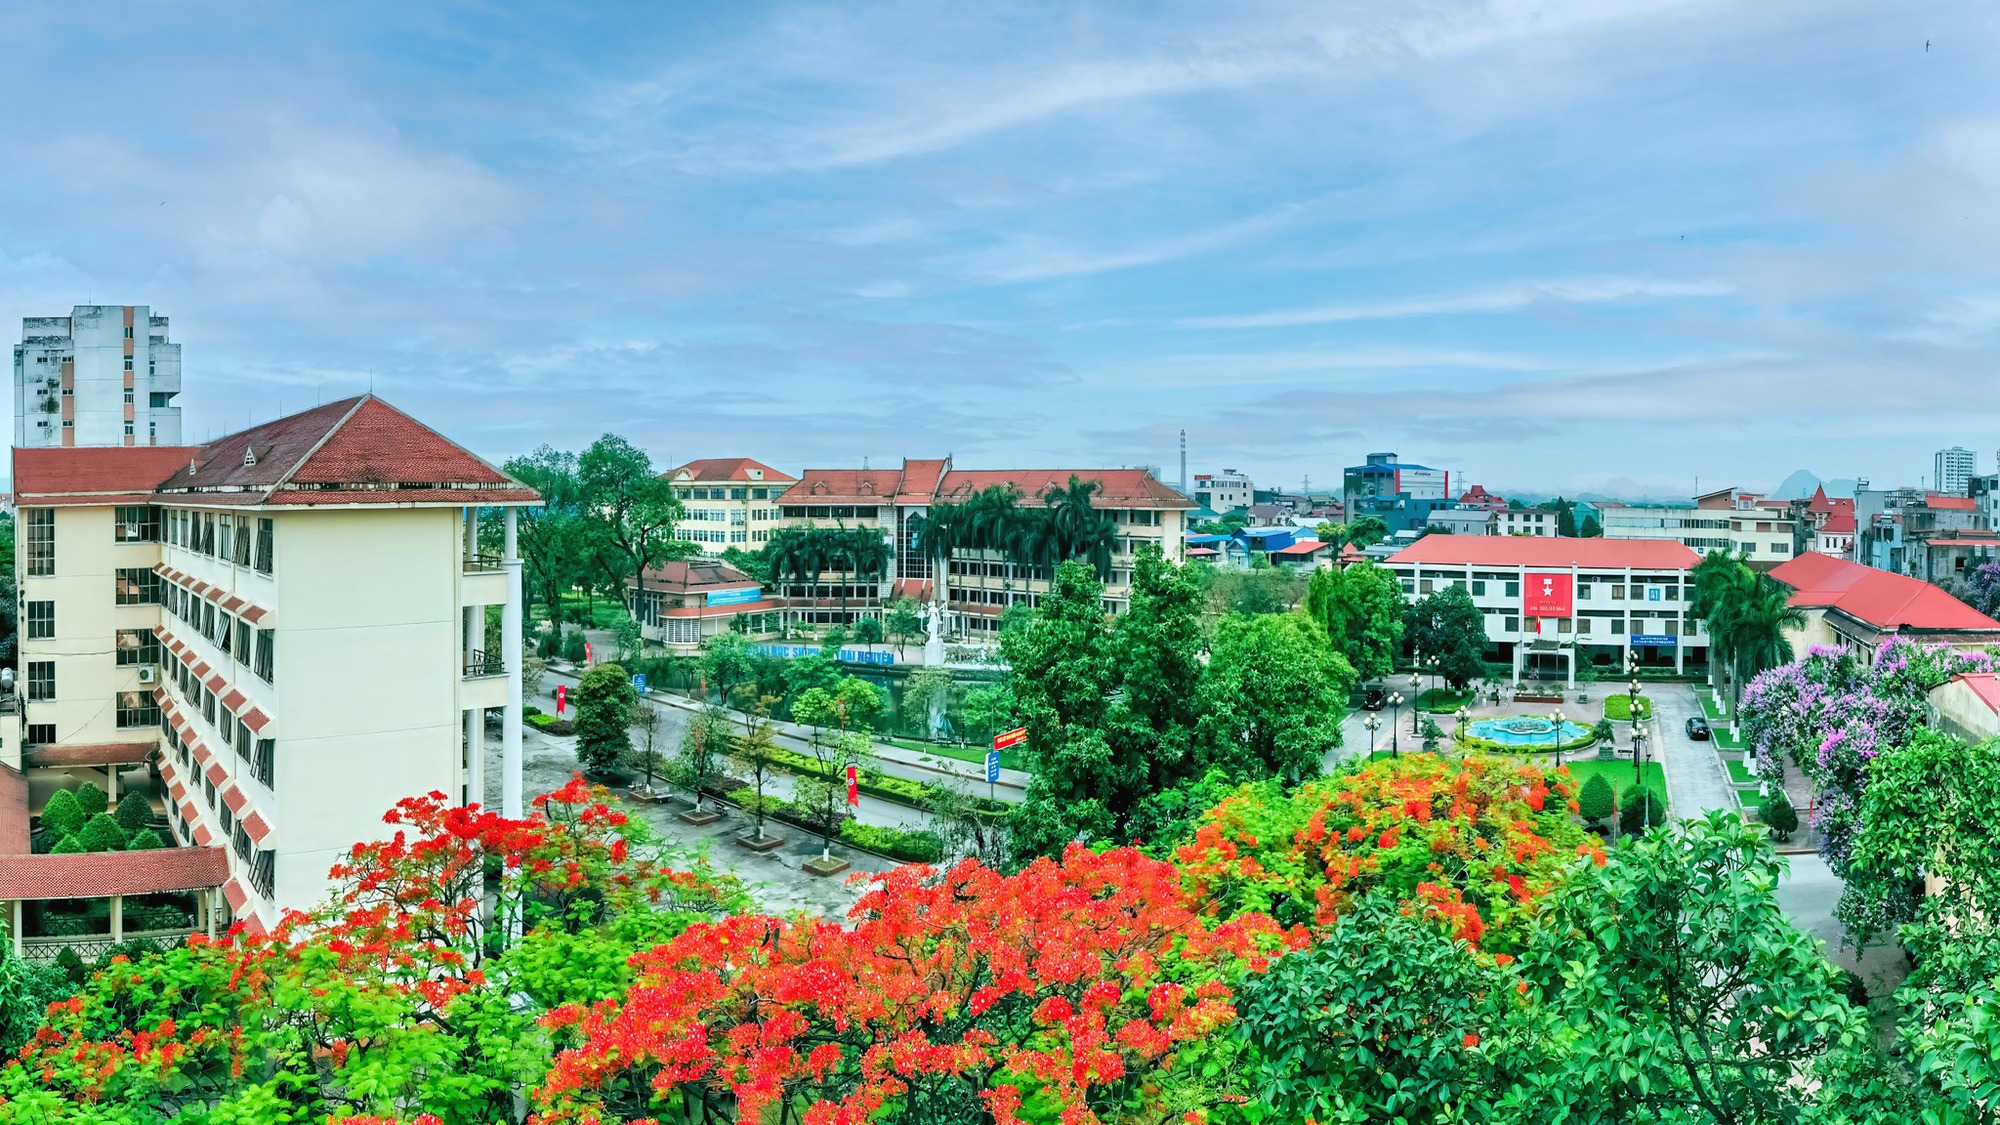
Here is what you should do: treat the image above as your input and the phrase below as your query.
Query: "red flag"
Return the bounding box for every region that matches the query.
[555,684,567,716]
[846,764,859,807]
[584,641,593,665]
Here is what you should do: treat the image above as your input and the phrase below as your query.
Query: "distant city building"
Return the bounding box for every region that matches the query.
[14,305,183,448]
[1192,470,1253,513]
[1456,484,1508,511]
[663,458,798,556]
[1426,508,1496,536]
[1343,453,1451,535]
[1935,446,1976,498]
[1495,509,1560,537]
[1856,487,1995,579]
[1600,487,1804,562]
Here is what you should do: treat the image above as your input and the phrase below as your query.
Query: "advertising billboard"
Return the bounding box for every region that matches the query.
[1522,571,1574,618]
[706,586,764,607]
[1394,467,1450,500]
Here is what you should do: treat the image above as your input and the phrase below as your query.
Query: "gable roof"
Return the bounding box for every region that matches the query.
[1386,536,1701,570]
[1770,553,2000,631]
[12,445,200,506]
[633,559,760,591]
[779,458,1192,511]
[147,395,538,507]
[666,458,796,484]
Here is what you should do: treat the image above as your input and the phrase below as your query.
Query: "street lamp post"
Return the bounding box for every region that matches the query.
[1455,706,1469,748]
[1365,715,1382,761]
[1411,670,1424,734]
[1388,693,1404,756]
[1551,708,1566,768]
[1633,725,1649,783]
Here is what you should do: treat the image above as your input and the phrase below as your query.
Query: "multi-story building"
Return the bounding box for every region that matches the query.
[1935,446,1976,498]
[664,459,798,555]
[1192,470,1253,514]
[1344,453,1452,535]
[1856,487,1993,578]
[1495,509,1559,537]
[1426,508,1496,536]
[629,560,783,649]
[1384,537,1707,685]
[1601,487,1804,562]
[14,305,184,449]
[2,395,536,951]
[1771,552,2000,655]
[774,458,1190,637]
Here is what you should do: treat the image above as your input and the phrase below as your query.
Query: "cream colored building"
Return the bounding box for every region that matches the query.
[776,458,1192,637]
[1495,509,1559,537]
[1602,487,1804,563]
[2,395,537,949]
[666,458,797,555]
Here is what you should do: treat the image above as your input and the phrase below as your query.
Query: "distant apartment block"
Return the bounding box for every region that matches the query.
[1495,509,1559,537]
[1935,446,1976,498]
[1192,469,1253,513]
[1344,453,1451,535]
[664,458,798,555]
[2,396,537,951]
[1601,487,1806,562]
[14,305,183,449]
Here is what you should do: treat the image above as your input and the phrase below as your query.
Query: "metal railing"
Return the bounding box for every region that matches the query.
[17,928,201,962]
[463,552,504,573]
[464,650,507,678]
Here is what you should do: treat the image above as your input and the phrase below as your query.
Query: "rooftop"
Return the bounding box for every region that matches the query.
[1770,553,2000,632]
[16,396,539,509]
[1385,536,1702,571]
[780,458,1192,510]
[665,458,797,485]
[632,559,761,591]
[0,848,231,901]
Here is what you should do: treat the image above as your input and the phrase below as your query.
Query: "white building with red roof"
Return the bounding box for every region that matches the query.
[1384,536,1708,686]
[4,395,538,950]
[663,458,798,557]
[1768,552,2000,655]
[774,457,1192,637]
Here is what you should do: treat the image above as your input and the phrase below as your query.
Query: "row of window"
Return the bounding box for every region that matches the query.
[165,722,276,898]
[677,486,779,501]
[1406,577,1690,601]
[677,528,746,543]
[16,661,157,725]
[162,508,274,574]
[163,583,276,685]
[163,659,275,790]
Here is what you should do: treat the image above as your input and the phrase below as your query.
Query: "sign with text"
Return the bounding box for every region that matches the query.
[993,726,1028,751]
[1522,572,1574,618]
[748,643,894,666]
[846,764,859,807]
[706,586,764,607]
[985,750,1001,784]
[1631,634,1678,647]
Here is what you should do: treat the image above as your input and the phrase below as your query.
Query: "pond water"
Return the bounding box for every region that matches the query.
[1468,715,1593,746]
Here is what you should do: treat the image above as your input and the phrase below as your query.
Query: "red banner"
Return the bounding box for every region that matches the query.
[994,727,1028,751]
[555,684,567,715]
[1523,572,1574,618]
[846,764,859,807]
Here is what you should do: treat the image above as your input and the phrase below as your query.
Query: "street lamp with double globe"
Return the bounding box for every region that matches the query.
[1411,669,1424,734]
[1633,724,1649,783]
[1455,706,1470,749]
[1388,693,1404,756]
[1364,715,1383,761]
[1551,708,1566,768]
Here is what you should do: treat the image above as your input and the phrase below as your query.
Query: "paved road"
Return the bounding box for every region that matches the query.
[1773,851,1909,1003]
[1644,683,1738,814]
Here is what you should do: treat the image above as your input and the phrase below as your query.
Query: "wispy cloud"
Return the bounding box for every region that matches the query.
[1182,277,1733,328]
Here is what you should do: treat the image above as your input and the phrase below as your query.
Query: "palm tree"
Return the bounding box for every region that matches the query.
[1723,575,1807,712]
[1688,550,1755,702]
[1040,475,1117,581]
[838,526,893,627]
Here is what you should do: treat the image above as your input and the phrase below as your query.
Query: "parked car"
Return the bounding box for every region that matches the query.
[1685,716,1710,740]
[1362,686,1387,711]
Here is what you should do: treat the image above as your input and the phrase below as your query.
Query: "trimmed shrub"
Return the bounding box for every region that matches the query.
[1759,790,1799,841]
[572,663,636,774]
[1604,694,1652,721]
[49,834,85,855]
[39,789,85,839]
[53,947,87,985]
[77,813,129,853]
[1619,785,1667,835]
[524,704,543,718]
[561,628,588,664]
[74,783,109,816]
[727,787,790,820]
[127,828,166,851]
[526,713,575,736]
[114,791,153,832]
[1577,774,1615,824]
[840,820,945,863]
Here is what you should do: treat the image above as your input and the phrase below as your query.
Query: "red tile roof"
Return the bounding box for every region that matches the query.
[0,847,229,900]
[24,742,155,769]
[632,560,759,592]
[778,458,1192,511]
[1272,540,1329,556]
[1386,536,1702,571]
[1952,673,2000,714]
[1770,553,2000,631]
[665,458,796,484]
[12,446,198,504]
[1928,494,1976,510]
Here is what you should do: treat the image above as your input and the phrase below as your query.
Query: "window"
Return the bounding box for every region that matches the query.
[254,630,276,684]
[1470,580,1486,596]
[254,519,274,574]
[203,777,216,807]
[1612,585,1626,600]
[202,601,215,639]
[234,521,253,566]
[1664,585,1679,600]
[1578,618,1592,634]
[1504,581,1520,598]
[26,724,54,746]
[25,509,54,575]
[124,325,134,339]
[217,613,235,658]
[117,691,160,728]
[115,567,159,604]
[116,630,162,665]
[200,513,215,555]
[219,805,234,838]
[123,387,134,404]
[233,824,252,862]
[731,487,747,500]
[202,686,215,726]
[114,506,159,542]
[218,516,232,562]
[252,739,276,788]
[124,421,134,437]
[150,392,171,408]
[26,601,54,639]
[235,620,252,660]
[251,849,275,899]
[1504,615,1520,632]
[123,357,134,372]
[25,661,54,701]
[1577,584,1593,600]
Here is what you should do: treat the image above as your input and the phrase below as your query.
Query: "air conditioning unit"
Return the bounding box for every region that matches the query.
[136,666,158,685]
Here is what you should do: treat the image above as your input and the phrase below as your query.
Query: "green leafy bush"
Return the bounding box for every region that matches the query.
[1604,693,1652,721]
[127,828,166,851]
[1620,785,1667,835]
[561,628,587,664]
[524,704,543,718]
[1592,718,1616,746]
[1759,790,1799,841]
[1456,733,1596,756]
[39,789,85,839]
[526,713,575,736]
[52,947,86,985]
[840,820,944,863]
[573,663,636,774]
[113,790,153,832]
[1578,774,1616,823]
[49,835,85,855]
[726,787,790,820]
[77,813,129,853]
[74,783,108,816]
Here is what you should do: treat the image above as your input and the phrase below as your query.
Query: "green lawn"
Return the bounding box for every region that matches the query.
[1553,759,1668,806]
[1725,758,1760,786]
[1712,727,1746,750]
[537,592,632,630]
[1602,693,1652,721]
[1417,688,1476,713]
[1737,790,1768,811]
[883,737,1025,772]
[1698,692,1728,722]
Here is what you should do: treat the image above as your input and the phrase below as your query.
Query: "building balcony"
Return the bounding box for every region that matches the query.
[464,649,507,678]
[464,552,504,573]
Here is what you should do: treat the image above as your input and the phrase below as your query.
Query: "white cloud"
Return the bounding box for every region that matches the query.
[1182,277,1734,328]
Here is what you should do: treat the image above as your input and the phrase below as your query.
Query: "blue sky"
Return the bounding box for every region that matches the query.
[3,0,1998,497]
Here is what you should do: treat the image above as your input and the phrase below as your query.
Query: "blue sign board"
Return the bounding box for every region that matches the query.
[1647,586,1664,602]
[1631,634,1678,647]
[986,750,1001,784]
[747,643,895,666]
[706,586,764,607]
[632,673,648,693]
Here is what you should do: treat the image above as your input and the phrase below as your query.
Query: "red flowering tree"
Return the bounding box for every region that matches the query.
[0,777,744,1124]
[1176,755,1596,952]
[533,845,1302,1125]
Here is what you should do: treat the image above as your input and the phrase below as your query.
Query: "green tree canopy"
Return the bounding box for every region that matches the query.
[1302,559,1406,683]
[1404,584,1489,689]
[1198,613,1353,781]
[577,434,695,606]
[572,662,637,775]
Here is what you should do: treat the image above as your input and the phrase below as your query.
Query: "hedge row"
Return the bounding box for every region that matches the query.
[722,787,945,863]
[1454,733,1599,756]
[527,713,575,736]
[743,741,1012,817]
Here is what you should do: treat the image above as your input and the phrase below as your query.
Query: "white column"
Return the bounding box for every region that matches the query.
[110,895,123,942]
[9,900,20,956]
[502,508,524,820]
[106,765,119,802]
